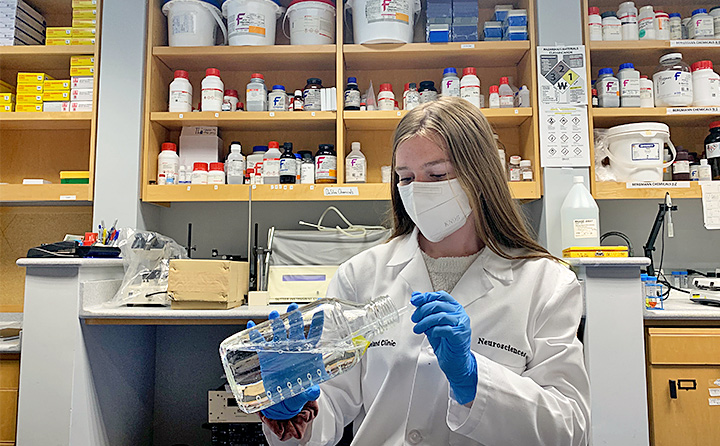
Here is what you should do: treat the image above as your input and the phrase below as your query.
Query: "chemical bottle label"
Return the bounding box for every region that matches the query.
[345,89,361,108]
[509,168,521,182]
[170,90,191,108]
[269,93,287,111]
[621,78,640,97]
[263,159,280,178]
[295,15,334,40]
[673,160,690,174]
[201,88,223,107]
[279,158,297,177]
[573,219,598,239]
[694,18,714,38]
[365,0,411,24]
[346,158,366,182]
[655,71,692,101]
[304,89,322,111]
[443,79,460,97]
[632,143,660,161]
[500,94,514,107]
[172,13,195,35]
[378,97,394,111]
[228,12,266,37]
[316,155,337,180]
[300,163,315,184]
[247,88,265,103]
[707,142,720,159]
[461,85,480,98]
[228,160,245,177]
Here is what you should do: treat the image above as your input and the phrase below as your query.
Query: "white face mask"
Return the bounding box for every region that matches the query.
[397,178,473,243]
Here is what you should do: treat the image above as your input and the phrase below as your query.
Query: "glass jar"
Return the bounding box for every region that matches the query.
[315,144,336,183]
[508,155,521,182]
[303,78,323,111]
[418,81,438,103]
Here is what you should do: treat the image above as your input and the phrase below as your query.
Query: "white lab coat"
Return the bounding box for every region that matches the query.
[264,229,590,446]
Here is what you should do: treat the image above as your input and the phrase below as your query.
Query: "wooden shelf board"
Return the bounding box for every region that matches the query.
[145,184,251,202]
[0,184,91,203]
[0,112,93,130]
[592,181,702,200]
[150,111,337,131]
[153,45,337,72]
[508,181,541,200]
[250,183,391,201]
[0,45,95,72]
[343,41,531,70]
[343,108,533,130]
[592,107,720,127]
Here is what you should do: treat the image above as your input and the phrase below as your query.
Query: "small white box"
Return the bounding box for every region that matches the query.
[69,100,92,112]
[43,101,69,112]
[179,126,224,167]
[71,76,93,89]
[70,88,93,101]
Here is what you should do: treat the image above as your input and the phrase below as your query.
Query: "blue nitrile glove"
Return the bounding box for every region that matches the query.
[247,303,325,420]
[410,291,478,405]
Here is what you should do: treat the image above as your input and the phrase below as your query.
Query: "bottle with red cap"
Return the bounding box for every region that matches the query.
[201,68,224,112]
[498,77,514,108]
[246,73,268,111]
[460,67,482,108]
[191,162,209,184]
[588,7,602,41]
[157,142,179,185]
[169,70,192,112]
[222,89,239,111]
[489,85,500,108]
[208,162,226,184]
[378,83,395,111]
[691,60,720,107]
[262,141,282,184]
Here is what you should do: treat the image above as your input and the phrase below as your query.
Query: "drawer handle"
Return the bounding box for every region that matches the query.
[669,380,677,399]
[677,379,697,391]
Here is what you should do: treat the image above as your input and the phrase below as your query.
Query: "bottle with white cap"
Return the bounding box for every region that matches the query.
[637,5,655,39]
[225,141,245,184]
[345,141,366,183]
[698,159,712,181]
[617,1,639,40]
[560,176,600,249]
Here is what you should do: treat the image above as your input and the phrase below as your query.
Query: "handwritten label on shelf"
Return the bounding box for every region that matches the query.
[323,186,359,197]
[59,195,77,200]
[710,398,720,406]
[670,40,720,47]
[666,107,720,115]
[626,181,690,189]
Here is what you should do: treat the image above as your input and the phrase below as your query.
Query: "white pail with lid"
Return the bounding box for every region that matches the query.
[345,0,421,44]
[163,0,227,47]
[605,122,677,181]
[223,0,284,46]
[283,0,337,45]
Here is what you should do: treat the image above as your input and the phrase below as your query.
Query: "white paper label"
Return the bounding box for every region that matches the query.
[59,195,77,200]
[626,181,691,188]
[172,12,195,35]
[573,219,598,239]
[365,0,411,24]
[710,388,720,397]
[710,398,720,406]
[229,12,266,36]
[323,186,359,196]
[315,155,336,180]
[666,107,720,114]
[670,39,720,47]
[706,142,720,159]
[631,142,660,161]
[460,43,475,49]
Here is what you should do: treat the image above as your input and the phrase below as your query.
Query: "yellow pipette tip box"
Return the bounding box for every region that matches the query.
[562,246,629,258]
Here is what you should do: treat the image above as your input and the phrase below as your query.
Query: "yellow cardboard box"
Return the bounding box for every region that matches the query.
[44,80,71,91]
[45,27,72,38]
[17,73,53,84]
[45,38,72,45]
[71,27,96,38]
[70,66,95,76]
[72,18,97,27]
[168,259,249,310]
[72,0,98,7]
[44,91,71,101]
[0,94,15,104]
[0,80,14,93]
[16,84,43,94]
[15,104,42,112]
[16,94,43,104]
[562,246,629,258]
[0,104,15,112]
[72,8,98,19]
[70,38,95,46]
[70,55,95,67]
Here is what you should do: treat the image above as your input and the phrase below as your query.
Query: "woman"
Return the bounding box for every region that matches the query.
[259,97,590,445]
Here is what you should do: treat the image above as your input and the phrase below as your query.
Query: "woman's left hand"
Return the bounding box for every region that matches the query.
[410,291,478,405]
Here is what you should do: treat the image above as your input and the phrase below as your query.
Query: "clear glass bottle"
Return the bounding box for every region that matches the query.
[404,82,420,110]
[508,155,521,181]
[653,53,692,107]
[520,159,533,181]
[219,296,403,414]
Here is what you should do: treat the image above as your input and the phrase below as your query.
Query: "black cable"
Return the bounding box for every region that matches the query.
[687,269,708,277]
[600,231,634,256]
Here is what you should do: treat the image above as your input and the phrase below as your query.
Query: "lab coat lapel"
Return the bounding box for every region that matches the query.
[451,248,514,308]
[391,229,434,295]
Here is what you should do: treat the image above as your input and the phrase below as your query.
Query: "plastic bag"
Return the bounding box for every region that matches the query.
[106,229,188,307]
[593,128,618,182]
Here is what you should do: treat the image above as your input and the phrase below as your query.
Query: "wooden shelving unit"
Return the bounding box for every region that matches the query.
[141,0,541,203]
[583,0,719,200]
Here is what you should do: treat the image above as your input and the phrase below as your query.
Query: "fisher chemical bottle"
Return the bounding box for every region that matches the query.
[637,5,655,40]
[247,145,267,178]
[618,1,639,40]
[303,78,323,111]
[655,10,670,40]
[222,90,239,111]
[441,67,460,97]
[201,68,224,112]
[704,121,720,180]
[157,142,179,185]
[344,77,361,111]
[597,68,620,107]
[518,85,531,107]
[208,163,225,184]
[191,162,209,184]
[460,67,482,108]
[588,7,603,41]
[668,13,682,39]
[268,85,288,111]
[419,81,438,103]
[601,11,622,41]
[653,53,692,107]
[711,7,720,38]
[691,60,720,107]
[345,141,366,183]
[299,150,315,184]
[498,77,514,108]
[246,73,268,112]
[404,82,420,110]
[377,83,395,111]
[691,9,714,39]
[639,75,654,107]
[488,85,500,108]
[315,144,337,183]
[169,70,192,112]
[262,141,282,184]
[618,63,640,107]
[560,176,600,249]
[293,89,304,110]
[226,141,245,184]
[219,296,402,414]
[279,142,297,184]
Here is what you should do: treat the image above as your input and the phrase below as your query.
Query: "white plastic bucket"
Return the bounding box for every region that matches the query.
[345,0,421,44]
[163,0,227,47]
[223,0,284,46]
[605,122,677,182]
[284,0,336,45]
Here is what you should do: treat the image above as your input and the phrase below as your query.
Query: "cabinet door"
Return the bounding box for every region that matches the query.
[0,357,19,444]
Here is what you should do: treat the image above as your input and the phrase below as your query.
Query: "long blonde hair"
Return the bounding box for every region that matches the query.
[390,97,552,260]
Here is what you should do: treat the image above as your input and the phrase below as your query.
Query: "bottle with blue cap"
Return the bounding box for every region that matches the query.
[344,77,361,110]
[441,68,460,97]
[618,63,640,107]
[597,68,620,108]
[268,85,287,111]
[668,13,682,39]
[690,8,714,39]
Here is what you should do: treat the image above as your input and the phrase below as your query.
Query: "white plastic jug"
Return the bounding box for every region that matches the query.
[283,0,336,45]
[345,0,421,44]
[223,0,284,46]
[605,122,677,182]
[163,0,227,47]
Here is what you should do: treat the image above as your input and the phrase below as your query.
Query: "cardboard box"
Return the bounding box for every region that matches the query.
[562,246,629,258]
[72,0,98,7]
[17,72,52,83]
[0,93,14,103]
[70,55,94,66]
[72,18,97,27]
[70,37,94,45]
[70,66,94,77]
[44,79,71,91]
[72,8,97,19]
[45,37,71,45]
[45,27,71,38]
[16,93,42,103]
[71,76,93,89]
[70,88,92,101]
[15,103,41,112]
[42,101,69,112]
[168,259,249,310]
[0,103,14,112]
[16,83,42,94]
[44,90,70,101]
[179,126,224,167]
[69,100,92,112]
[71,27,95,38]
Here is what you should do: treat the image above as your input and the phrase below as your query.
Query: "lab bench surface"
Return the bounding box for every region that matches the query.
[644,292,720,322]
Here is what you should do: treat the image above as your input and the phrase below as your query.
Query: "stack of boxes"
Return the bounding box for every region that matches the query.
[426,0,479,42]
[426,0,452,43]
[59,170,90,184]
[484,5,527,41]
[0,80,14,112]
[0,0,46,46]
[45,0,97,46]
[451,0,479,42]
[42,78,71,111]
[70,54,94,111]
[16,72,52,112]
